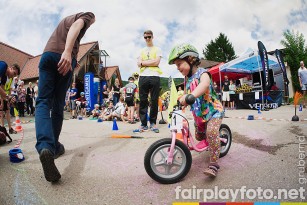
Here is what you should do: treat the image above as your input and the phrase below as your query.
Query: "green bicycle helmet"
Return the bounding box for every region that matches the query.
[168,43,199,65]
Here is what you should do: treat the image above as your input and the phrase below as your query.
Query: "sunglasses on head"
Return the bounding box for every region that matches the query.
[144,36,152,39]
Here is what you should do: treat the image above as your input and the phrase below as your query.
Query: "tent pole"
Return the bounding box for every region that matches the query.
[257,53,264,110]
[219,67,222,99]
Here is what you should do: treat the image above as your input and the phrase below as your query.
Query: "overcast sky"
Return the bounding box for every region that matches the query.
[1,0,306,80]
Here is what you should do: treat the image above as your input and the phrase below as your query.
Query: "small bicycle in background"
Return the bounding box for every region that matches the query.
[75,100,87,117]
[144,94,232,184]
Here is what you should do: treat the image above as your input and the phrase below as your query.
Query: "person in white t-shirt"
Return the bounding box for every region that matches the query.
[33,80,38,107]
[298,61,307,108]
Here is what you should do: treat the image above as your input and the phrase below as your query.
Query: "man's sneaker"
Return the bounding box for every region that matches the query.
[39,149,61,182]
[150,123,159,133]
[9,128,17,134]
[54,143,65,159]
[133,125,148,133]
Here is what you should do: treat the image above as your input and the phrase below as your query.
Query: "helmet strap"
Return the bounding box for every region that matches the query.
[184,57,196,78]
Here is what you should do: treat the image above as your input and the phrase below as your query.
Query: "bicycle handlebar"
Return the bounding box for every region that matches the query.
[185,94,195,105]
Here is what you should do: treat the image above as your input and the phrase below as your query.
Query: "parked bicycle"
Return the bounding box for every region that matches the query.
[144,94,232,184]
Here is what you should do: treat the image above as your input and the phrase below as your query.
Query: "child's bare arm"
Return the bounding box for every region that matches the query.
[191,73,210,98]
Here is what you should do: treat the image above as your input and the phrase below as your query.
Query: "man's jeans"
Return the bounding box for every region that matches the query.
[35,52,76,155]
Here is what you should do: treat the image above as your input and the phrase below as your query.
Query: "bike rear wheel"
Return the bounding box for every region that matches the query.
[219,124,232,158]
[144,138,192,184]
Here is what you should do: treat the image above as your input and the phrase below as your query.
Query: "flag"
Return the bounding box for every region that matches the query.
[275,49,289,97]
[294,91,303,106]
[14,108,19,117]
[168,78,179,122]
[275,49,288,83]
[258,41,270,93]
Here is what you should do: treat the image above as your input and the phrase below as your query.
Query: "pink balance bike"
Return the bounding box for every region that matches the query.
[144,94,232,184]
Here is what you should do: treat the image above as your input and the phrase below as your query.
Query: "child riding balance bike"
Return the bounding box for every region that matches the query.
[144,43,232,184]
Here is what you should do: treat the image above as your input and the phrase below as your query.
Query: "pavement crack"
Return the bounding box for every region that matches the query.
[288,125,304,136]
[233,132,297,155]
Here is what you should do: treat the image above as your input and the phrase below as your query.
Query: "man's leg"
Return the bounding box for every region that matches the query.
[6,110,12,130]
[35,52,59,155]
[35,52,62,182]
[52,61,75,154]
[0,111,4,127]
[149,76,160,125]
[139,76,150,127]
[303,90,307,108]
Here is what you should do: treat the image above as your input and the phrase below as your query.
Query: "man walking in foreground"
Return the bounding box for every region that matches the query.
[35,12,95,182]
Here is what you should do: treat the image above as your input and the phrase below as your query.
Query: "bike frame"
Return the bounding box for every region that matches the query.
[166,110,227,164]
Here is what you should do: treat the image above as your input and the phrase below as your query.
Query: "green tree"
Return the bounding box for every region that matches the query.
[203,33,237,62]
[281,30,307,92]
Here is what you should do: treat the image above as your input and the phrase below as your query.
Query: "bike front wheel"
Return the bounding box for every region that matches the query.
[144,138,192,184]
[219,124,232,158]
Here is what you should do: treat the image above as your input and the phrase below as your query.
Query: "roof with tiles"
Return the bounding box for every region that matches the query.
[16,41,98,80]
[0,41,33,72]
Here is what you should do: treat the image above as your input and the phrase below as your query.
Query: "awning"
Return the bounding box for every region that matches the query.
[219,48,280,74]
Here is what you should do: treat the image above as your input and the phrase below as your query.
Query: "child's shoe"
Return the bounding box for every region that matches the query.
[203,163,220,177]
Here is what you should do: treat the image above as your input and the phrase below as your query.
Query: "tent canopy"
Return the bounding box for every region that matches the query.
[219,48,280,74]
[208,63,249,83]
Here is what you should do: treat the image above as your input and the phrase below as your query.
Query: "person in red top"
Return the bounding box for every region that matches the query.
[35,12,95,182]
[75,92,87,117]
[270,82,279,91]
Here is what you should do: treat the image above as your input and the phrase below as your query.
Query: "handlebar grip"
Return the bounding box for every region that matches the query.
[185,94,195,105]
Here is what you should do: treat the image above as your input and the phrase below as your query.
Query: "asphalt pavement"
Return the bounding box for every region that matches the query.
[0,105,306,205]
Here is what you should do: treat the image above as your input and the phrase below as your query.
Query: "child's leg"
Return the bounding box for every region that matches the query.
[204,117,222,176]
[127,107,131,121]
[193,113,206,141]
[130,106,135,121]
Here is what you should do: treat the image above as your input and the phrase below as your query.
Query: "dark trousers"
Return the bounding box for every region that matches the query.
[35,52,76,155]
[26,98,34,115]
[139,76,160,126]
[18,102,25,117]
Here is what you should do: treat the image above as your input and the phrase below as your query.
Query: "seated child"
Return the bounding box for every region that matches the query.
[91,104,101,118]
[101,101,114,121]
[108,97,126,122]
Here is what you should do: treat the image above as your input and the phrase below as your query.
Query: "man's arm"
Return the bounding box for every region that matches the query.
[141,56,161,67]
[58,19,85,76]
[0,85,7,99]
[299,72,302,87]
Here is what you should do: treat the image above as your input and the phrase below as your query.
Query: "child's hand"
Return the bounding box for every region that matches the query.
[179,94,187,106]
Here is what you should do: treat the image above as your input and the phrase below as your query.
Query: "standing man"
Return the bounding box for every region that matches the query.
[35,12,95,182]
[222,75,230,109]
[134,30,162,133]
[0,61,20,134]
[298,61,307,108]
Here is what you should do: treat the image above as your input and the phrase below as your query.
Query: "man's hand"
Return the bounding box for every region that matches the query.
[58,50,72,76]
[137,60,142,67]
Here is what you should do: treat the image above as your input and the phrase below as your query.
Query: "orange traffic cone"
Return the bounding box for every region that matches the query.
[15,115,23,132]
